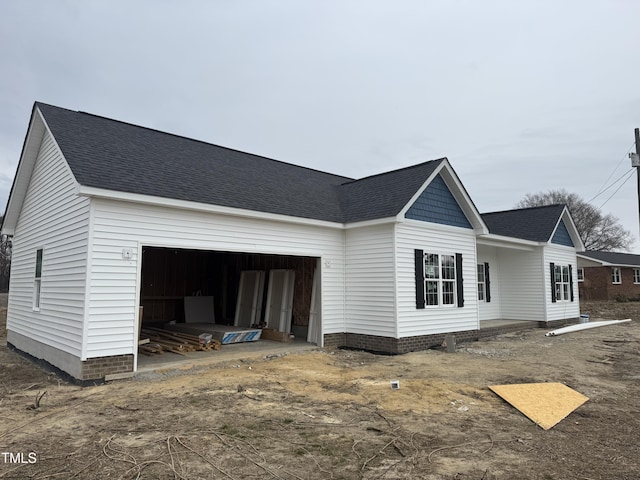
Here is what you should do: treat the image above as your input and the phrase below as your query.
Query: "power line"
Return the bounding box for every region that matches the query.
[588,141,636,203]
[587,168,635,204]
[598,169,635,210]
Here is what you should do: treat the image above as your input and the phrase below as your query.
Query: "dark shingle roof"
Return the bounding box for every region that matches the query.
[578,250,640,266]
[37,103,352,222]
[35,102,446,224]
[338,160,444,223]
[481,204,566,242]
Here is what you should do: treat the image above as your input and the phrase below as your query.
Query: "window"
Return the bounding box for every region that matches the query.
[550,262,573,303]
[423,253,456,306]
[424,253,456,305]
[577,267,584,282]
[477,264,485,301]
[415,250,463,309]
[33,249,43,310]
[634,269,640,284]
[612,267,621,284]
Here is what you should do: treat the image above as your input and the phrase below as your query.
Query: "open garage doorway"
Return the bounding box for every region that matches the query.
[137,247,321,361]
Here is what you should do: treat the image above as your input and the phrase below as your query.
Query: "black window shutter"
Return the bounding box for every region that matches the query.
[415,249,425,309]
[456,253,464,308]
[550,262,556,303]
[569,264,574,302]
[484,262,491,303]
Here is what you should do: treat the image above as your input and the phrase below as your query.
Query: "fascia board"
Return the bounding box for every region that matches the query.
[343,217,397,229]
[476,233,540,251]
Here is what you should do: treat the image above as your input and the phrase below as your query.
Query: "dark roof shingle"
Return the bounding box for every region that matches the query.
[578,250,640,266]
[37,103,352,222]
[481,204,566,242]
[36,102,447,224]
[338,160,444,223]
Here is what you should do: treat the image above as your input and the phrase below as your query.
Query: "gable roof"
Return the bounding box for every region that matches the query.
[481,204,568,242]
[338,159,445,223]
[24,102,447,226]
[577,250,640,267]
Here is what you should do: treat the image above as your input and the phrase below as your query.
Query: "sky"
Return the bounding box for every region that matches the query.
[1,1,640,250]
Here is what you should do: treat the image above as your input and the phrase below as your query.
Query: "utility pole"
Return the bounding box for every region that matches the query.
[632,128,640,237]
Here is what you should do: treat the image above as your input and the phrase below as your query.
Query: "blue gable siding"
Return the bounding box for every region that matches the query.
[551,220,574,247]
[405,174,472,228]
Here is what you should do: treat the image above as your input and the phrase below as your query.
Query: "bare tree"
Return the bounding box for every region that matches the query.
[516,189,633,252]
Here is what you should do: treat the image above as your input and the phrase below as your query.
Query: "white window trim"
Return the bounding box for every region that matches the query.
[612,267,621,285]
[423,252,457,308]
[577,267,584,282]
[634,268,640,284]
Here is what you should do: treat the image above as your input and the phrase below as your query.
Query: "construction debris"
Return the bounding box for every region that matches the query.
[489,382,589,429]
[545,319,631,337]
[138,327,221,356]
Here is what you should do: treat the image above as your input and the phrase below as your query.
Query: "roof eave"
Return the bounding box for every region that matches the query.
[576,253,640,268]
[477,233,542,250]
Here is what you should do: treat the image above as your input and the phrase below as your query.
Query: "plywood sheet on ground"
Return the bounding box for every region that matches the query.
[489,382,589,430]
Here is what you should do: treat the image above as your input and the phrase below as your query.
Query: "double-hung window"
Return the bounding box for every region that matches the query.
[633,268,640,284]
[612,267,621,284]
[422,253,456,306]
[415,250,464,309]
[477,264,485,301]
[550,262,573,302]
[577,267,584,282]
[33,249,43,310]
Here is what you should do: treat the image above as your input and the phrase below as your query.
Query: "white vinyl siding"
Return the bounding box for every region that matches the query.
[395,221,478,337]
[497,248,545,321]
[477,245,501,321]
[345,224,396,337]
[86,198,346,358]
[545,246,580,321]
[7,130,90,358]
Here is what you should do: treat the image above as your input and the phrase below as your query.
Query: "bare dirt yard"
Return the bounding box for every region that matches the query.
[1,296,639,479]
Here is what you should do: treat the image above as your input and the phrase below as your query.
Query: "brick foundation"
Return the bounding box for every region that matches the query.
[81,355,134,381]
[324,321,574,355]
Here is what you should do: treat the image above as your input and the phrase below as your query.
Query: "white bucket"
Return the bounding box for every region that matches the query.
[579,314,590,324]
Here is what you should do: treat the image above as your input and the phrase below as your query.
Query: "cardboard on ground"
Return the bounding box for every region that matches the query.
[489,382,589,430]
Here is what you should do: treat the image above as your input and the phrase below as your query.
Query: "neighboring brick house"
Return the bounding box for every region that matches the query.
[576,251,640,300]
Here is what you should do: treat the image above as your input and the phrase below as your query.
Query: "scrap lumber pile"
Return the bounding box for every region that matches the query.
[138,327,221,356]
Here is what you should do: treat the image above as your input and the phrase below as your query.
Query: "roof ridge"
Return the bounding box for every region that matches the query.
[339,158,446,186]
[36,101,355,183]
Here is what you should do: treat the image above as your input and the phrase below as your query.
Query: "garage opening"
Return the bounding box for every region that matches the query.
[137,247,320,362]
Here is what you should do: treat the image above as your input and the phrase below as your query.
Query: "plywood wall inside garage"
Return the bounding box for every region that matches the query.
[140,247,316,328]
